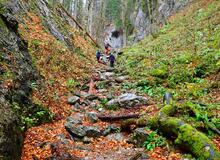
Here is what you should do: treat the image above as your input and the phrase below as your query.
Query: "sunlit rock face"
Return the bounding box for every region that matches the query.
[104,24,123,49]
[132,0,190,43]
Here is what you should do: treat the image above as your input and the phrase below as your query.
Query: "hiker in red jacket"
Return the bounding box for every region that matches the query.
[104,43,111,55]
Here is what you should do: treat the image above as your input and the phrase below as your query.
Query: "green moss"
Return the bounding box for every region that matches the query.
[147,116,159,128]
[159,117,184,135]
[175,124,220,160]
[147,105,175,128]
[148,103,220,159]
[160,105,175,116]
[137,116,148,126]
[150,68,168,78]
[177,102,199,117]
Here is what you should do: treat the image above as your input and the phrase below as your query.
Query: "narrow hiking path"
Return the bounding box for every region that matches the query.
[1,0,219,159]
[21,62,185,160]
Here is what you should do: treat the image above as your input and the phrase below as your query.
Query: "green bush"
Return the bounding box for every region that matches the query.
[150,68,168,78]
[143,130,166,151]
[23,104,53,130]
[13,102,54,131]
[168,67,194,88]
[150,62,168,79]
[194,64,207,78]
[172,53,193,64]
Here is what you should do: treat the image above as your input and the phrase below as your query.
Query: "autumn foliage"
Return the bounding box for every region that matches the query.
[19,12,97,159]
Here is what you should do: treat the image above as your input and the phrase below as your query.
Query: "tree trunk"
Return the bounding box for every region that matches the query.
[98,114,140,121]
[122,105,220,160]
[122,1,127,47]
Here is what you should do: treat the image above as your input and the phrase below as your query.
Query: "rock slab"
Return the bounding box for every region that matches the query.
[107,93,148,108]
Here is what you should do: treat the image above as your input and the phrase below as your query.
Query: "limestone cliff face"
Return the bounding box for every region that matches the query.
[61,0,190,48]
[131,0,190,43]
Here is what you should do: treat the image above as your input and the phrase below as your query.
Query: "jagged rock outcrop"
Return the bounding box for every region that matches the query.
[0,2,38,159]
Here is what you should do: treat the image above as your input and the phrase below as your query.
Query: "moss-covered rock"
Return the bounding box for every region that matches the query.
[141,104,220,159]
[175,124,220,160]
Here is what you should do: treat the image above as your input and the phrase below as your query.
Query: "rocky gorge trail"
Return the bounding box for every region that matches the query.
[23,60,220,160]
[21,64,184,160]
[1,0,220,159]
[22,64,146,159]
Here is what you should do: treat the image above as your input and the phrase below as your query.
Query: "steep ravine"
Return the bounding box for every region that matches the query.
[1,0,219,160]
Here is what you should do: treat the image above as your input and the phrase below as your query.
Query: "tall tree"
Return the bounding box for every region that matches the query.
[121,0,127,46]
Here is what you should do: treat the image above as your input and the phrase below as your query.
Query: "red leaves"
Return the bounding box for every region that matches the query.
[88,79,97,95]
[213,136,220,151]
[148,147,182,160]
[20,11,98,159]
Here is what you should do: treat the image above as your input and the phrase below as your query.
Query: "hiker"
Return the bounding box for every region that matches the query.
[96,50,101,63]
[104,43,111,55]
[109,52,116,68]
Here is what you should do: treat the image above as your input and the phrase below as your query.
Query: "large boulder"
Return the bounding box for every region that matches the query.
[107,93,148,108]
[132,128,149,147]
[64,124,86,138]
[70,113,85,123]
[66,116,82,125]
[103,125,120,136]
[87,112,98,123]
[115,76,128,83]
[84,126,101,138]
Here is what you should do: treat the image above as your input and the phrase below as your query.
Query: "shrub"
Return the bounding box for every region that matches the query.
[150,62,168,79]
[143,130,166,151]
[20,104,53,131]
[150,68,168,78]
[168,67,194,88]
[194,64,207,78]
[173,53,193,64]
